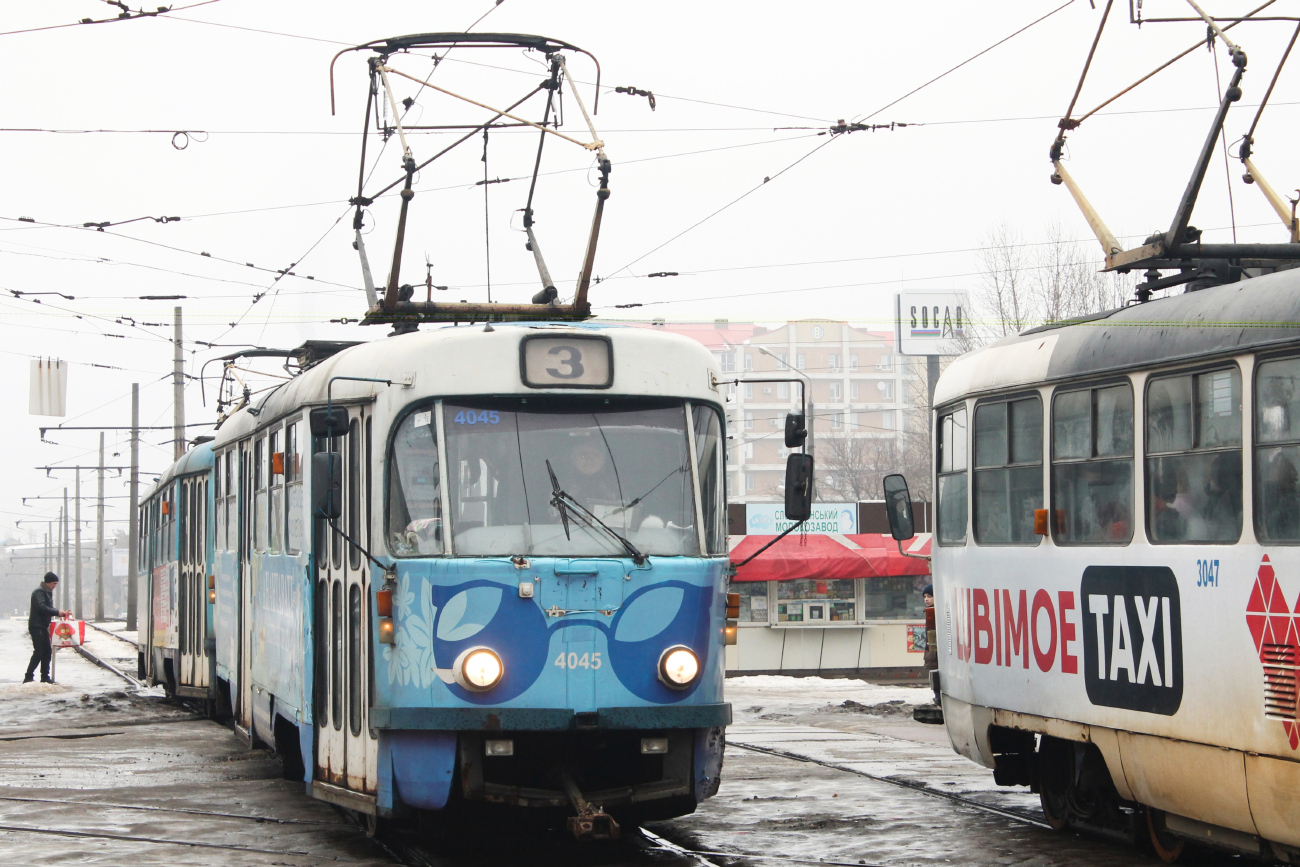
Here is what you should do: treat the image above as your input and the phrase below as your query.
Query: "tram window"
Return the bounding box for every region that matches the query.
[693,404,727,555]
[365,418,373,552]
[936,407,968,545]
[348,418,361,569]
[213,455,222,551]
[387,408,444,556]
[1052,384,1134,545]
[179,482,189,566]
[313,578,327,726]
[269,430,282,555]
[1255,357,1300,541]
[1146,368,1242,543]
[331,435,343,570]
[254,437,267,553]
[439,398,698,558]
[227,450,236,554]
[973,397,1042,545]
[285,422,303,555]
[348,583,362,736]
[331,579,343,731]
[312,437,326,558]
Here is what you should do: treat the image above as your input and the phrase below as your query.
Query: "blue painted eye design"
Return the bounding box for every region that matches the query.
[428,580,712,704]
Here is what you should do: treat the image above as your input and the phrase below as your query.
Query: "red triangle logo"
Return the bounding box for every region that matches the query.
[1248,614,1268,651]
[1247,579,1268,614]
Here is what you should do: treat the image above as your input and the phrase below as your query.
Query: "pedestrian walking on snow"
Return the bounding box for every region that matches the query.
[24,572,70,684]
[922,584,939,704]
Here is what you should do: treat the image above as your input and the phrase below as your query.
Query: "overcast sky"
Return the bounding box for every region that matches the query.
[3,0,1299,542]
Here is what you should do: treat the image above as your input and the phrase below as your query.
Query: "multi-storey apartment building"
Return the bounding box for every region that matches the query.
[641,319,920,502]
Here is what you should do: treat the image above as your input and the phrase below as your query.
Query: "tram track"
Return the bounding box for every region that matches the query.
[724,739,1051,831]
[0,821,370,860]
[0,794,348,826]
[64,620,145,688]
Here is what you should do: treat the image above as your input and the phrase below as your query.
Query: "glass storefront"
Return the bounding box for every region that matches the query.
[729,576,926,625]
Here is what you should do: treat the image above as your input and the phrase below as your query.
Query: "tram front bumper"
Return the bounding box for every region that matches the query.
[459,728,696,810]
[370,702,731,731]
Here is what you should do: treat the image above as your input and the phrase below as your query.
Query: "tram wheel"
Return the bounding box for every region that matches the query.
[1036,736,1072,831]
[364,812,380,838]
[1039,782,1071,831]
[1146,808,1184,863]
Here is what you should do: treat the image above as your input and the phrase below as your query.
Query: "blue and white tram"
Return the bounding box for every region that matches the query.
[886,272,1300,861]
[142,322,732,833]
[137,444,216,700]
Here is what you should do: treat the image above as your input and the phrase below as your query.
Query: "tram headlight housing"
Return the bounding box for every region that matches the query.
[455,647,504,691]
[658,645,700,689]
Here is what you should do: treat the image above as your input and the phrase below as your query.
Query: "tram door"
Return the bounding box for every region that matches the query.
[178,477,209,690]
[315,407,377,793]
[238,440,255,730]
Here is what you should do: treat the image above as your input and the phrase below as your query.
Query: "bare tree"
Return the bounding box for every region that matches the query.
[977,221,1036,338]
[976,220,1137,337]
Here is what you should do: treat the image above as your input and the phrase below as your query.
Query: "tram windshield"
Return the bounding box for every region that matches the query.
[387,397,722,558]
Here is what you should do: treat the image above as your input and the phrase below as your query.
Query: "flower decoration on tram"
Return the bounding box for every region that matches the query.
[383,573,437,688]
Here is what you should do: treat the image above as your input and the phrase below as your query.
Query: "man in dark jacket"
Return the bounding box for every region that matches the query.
[24,573,70,684]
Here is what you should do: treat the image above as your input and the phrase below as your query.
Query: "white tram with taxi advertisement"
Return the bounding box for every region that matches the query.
[886,271,1300,862]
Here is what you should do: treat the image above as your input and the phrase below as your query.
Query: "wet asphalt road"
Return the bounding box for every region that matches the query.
[0,619,1237,866]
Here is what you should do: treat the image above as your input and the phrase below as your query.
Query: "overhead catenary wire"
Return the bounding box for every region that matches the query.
[0,0,226,39]
[856,0,1078,124]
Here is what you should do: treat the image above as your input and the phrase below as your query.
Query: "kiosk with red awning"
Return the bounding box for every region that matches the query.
[729,532,931,583]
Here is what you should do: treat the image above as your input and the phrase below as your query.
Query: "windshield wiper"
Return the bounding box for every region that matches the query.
[545,459,648,565]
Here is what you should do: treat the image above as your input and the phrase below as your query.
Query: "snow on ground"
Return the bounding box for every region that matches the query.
[727,674,931,713]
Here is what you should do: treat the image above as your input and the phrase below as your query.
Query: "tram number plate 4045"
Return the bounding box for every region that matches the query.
[555,651,603,670]
[1197,558,1220,587]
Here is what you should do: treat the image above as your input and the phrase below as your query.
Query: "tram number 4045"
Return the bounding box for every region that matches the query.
[1197,558,1220,587]
[555,651,603,670]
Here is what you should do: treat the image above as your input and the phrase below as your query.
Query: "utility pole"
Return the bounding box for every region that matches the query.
[127,383,140,632]
[74,469,82,620]
[173,306,185,460]
[61,494,68,611]
[96,432,105,621]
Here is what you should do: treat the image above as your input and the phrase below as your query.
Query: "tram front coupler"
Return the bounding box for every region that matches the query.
[557,770,620,841]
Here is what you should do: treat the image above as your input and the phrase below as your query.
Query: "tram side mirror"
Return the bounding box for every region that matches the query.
[309,406,349,439]
[312,452,342,521]
[883,473,915,541]
[784,453,814,523]
[784,412,807,448]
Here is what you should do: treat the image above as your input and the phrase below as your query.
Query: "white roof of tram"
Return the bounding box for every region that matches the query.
[933,267,1300,406]
[211,321,723,447]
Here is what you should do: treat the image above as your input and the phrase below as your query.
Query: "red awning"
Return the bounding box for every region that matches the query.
[729,533,931,583]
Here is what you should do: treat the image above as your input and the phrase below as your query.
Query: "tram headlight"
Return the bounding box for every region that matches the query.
[658,645,700,689]
[455,647,504,691]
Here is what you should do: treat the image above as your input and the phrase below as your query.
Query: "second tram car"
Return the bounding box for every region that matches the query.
[137,322,733,835]
[888,270,1300,862]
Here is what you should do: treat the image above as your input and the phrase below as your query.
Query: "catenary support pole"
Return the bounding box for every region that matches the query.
[173,307,185,460]
[74,469,82,620]
[61,495,68,611]
[127,383,139,632]
[96,432,105,621]
[928,355,941,535]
